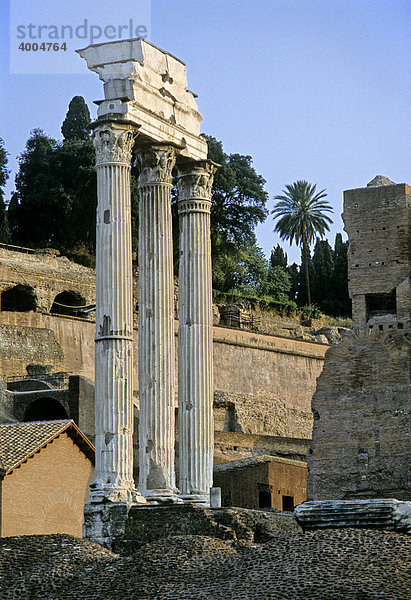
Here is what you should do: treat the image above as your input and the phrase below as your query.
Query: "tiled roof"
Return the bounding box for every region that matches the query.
[0,420,94,474]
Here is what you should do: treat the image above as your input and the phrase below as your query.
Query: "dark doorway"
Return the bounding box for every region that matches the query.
[1,285,37,312]
[366,289,396,320]
[282,495,294,512]
[50,291,86,317]
[23,398,68,422]
[258,490,272,509]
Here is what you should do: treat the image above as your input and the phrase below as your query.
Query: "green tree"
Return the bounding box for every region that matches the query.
[331,233,351,317]
[287,262,299,302]
[0,137,10,243]
[272,180,333,305]
[202,135,268,292]
[11,129,62,247]
[264,265,291,302]
[269,243,288,268]
[311,239,334,312]
[213,243,268,296]
[296,246,314,306]
[56,137,96,250]
[61,96,91,141]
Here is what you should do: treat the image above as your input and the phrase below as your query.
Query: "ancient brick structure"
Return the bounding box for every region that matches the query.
[308,177,410,502]
[343,176,410,325]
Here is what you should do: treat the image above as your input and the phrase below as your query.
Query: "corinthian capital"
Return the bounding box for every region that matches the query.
[136,145,177,186]
[93,123,137,166]
[177,161,217,203]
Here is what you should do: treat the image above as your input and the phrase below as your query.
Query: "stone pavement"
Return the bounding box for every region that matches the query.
[1,529,410,599]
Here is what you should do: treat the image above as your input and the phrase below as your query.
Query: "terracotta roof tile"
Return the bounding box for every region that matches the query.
[0,420,94,473]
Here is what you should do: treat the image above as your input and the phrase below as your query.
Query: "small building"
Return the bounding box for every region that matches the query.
[213,455,307,511]
[0,420,94,537]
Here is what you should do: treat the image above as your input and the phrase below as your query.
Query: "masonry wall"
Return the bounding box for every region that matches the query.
[0,312,327,441]
[307,323,410,501]
[0,432,94,537]
[343,183,410,324]
[214,457,307,510]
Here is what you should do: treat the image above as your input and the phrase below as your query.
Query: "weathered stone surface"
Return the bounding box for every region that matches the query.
[295,498,411,532]
[77,39,207,162]
[177,161,216,503]
[114,504,302,554]
[136,145,179,503]
[1,529,410,599]
[0,247,95,313]
[308,323,410,500]
[343,180,410,324]
[90,121,142,505]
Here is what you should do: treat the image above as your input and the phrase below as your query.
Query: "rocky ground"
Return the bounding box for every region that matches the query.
[1,529,409,599]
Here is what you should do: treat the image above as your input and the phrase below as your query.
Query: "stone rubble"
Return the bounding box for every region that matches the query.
[1,529,410,599]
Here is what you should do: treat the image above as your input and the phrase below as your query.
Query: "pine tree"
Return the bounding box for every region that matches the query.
[331,233,351,317]
[0,137,10,243]
[61,96,91,141]
[311,239,334,312]
[297,246,314,306]
[269,244,288,268]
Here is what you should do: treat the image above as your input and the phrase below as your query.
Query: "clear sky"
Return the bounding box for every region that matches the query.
[1,0,410,264]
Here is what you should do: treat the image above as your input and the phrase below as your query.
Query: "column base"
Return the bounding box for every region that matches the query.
[179,493,210,507]
[83,501,136,549]
[143,489,183,504]
[89,482,147,505]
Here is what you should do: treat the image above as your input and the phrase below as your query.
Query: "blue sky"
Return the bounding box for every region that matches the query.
[1,0,410,263]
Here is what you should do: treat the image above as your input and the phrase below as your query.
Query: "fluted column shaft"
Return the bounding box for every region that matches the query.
[136,145,180,502]
[177,161,217,503]
[90,122,144,504]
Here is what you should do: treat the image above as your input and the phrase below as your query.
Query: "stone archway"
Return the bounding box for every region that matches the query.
[50,290,87,317]
[23,397,68,422]
[1,284,37,312]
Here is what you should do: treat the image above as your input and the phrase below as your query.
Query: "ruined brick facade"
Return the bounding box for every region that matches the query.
[343,179,410,325]
[308,177,410,501]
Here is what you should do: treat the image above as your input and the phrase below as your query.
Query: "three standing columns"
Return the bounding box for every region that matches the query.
[91,126,216,505]
[177,162,217,503]
[91,121,145,505]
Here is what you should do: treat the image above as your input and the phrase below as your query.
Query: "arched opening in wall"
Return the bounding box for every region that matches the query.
[23,398,68,422]
[50,291,87,317]
[1,285,37,312]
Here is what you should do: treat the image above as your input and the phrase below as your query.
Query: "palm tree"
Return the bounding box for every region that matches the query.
[272,180,333,305]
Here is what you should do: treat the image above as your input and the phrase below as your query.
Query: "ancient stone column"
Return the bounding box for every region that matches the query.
[90,121,145,505]
[177,161,217,504]
[136,145,180,503]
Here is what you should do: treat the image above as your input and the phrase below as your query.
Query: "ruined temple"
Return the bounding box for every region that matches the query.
[307,177,410,501]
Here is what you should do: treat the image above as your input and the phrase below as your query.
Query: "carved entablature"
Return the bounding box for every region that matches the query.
[93,124,136,166]
[136,146,177,186]
[177,161,217,204]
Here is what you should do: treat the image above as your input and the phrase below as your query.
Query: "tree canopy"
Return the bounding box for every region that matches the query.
[0,137,10,243]
[272,180,333,305]
[61,96,91,142]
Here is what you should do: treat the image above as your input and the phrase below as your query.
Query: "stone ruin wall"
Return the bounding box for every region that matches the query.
[343,182,410,324]
[308,179,410,501]
[307,324,410,501]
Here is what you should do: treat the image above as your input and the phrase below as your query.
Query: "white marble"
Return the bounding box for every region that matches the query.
[177,161,217,504]
[90,121,145,505]
[77,39,207,162]
[136,145,181,503]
